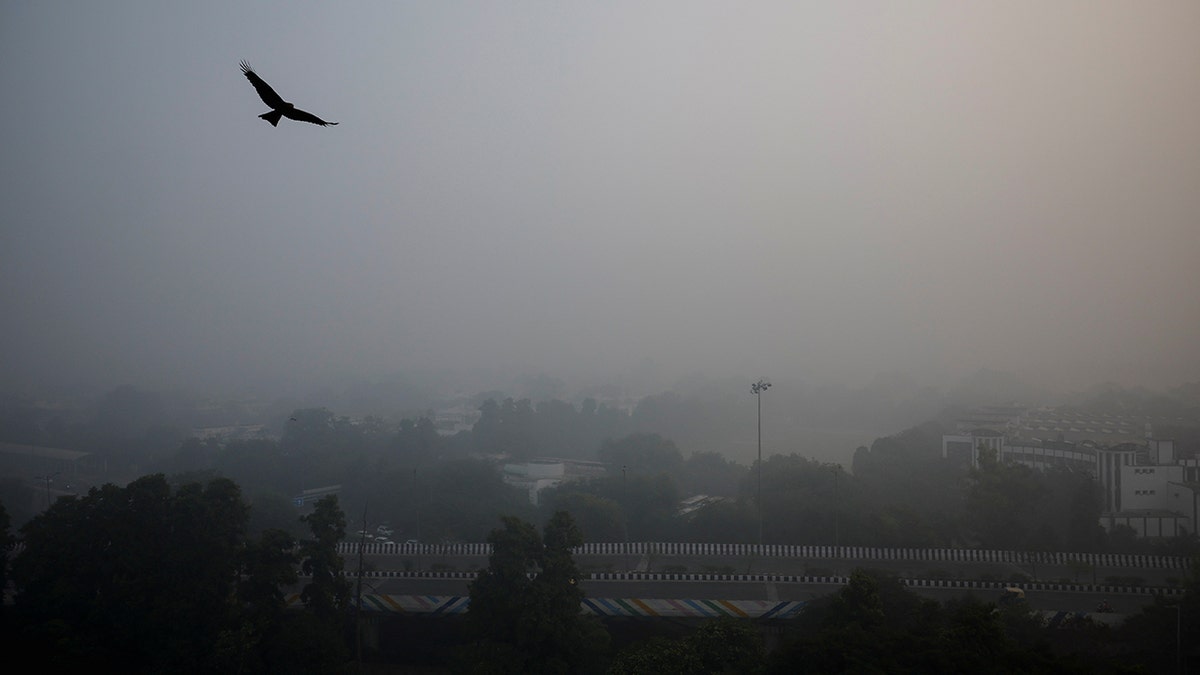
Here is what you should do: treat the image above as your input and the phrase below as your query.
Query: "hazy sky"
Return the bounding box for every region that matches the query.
[2,2,1198,398]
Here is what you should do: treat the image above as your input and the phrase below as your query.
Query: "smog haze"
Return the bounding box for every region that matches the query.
[2,2,1198,399]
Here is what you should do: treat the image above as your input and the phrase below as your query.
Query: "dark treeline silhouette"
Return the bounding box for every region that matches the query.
[4,488,1198,673]
[4,477,350,673]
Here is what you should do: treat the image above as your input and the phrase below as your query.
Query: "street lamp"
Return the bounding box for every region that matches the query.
[622,465,629,571]
[751,378,771,548]
[830,464,840,549]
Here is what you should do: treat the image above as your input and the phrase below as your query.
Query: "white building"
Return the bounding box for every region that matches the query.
[501,457,610,505]
[943,428,1196,538]
[502,460,566,505]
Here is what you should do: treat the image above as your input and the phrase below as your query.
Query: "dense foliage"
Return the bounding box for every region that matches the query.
[2,471,1198,672]
[607,566,1200,674]
[4,476,352,674]
[458,512,609,674]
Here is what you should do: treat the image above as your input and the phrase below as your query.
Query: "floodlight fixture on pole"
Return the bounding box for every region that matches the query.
[751,378,771,547]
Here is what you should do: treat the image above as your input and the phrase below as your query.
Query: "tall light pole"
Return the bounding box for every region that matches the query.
[751,379,771,548]
[831,464,840,549]
[622,465,629,571]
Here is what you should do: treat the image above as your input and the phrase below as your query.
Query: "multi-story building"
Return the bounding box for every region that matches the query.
[943,421,1199,539]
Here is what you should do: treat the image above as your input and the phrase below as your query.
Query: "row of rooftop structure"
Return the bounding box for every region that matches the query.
[500,457,609,505]
[943,406,1200,539]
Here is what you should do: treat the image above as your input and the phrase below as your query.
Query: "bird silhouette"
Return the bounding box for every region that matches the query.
[240,61,338,127]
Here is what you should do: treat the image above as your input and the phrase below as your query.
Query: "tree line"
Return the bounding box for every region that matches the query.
[2,476,352,673]
[2,387,1197,557]
[4,483,1198,673]
[2,426,1192,560]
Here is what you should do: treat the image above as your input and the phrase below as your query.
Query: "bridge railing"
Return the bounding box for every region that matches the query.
[309,568,1188,598]
[339,541,1194,570]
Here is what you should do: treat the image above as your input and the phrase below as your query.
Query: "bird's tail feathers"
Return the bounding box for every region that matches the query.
[259,110,284,127]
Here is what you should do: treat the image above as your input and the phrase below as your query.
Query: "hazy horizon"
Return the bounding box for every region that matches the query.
[3,3,1198,400]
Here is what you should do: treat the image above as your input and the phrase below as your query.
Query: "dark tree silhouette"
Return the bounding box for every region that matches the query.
[460,512,608,674]
[10,475,251,672]
[240,61,339,127]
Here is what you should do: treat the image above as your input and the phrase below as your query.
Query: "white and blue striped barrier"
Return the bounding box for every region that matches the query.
[290,593,806,619]
[310,569,1187,598]
[338,541,1194,570]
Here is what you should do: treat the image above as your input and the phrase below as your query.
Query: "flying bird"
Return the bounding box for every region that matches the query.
[240,61,338,127]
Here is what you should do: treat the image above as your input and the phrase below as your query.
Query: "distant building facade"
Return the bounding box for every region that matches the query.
[943,406,1199,539]
[190,424,271,442]
[433,405,481,436]
[502,457,608,505]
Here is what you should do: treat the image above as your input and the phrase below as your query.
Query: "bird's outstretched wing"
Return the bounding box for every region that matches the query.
[284,108,339,126]
[240,60,287,109]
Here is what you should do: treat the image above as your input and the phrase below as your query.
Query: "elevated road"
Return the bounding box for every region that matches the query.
[344,541,1191,587]
[344,574,1161,617]
[327,541,1189,621]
